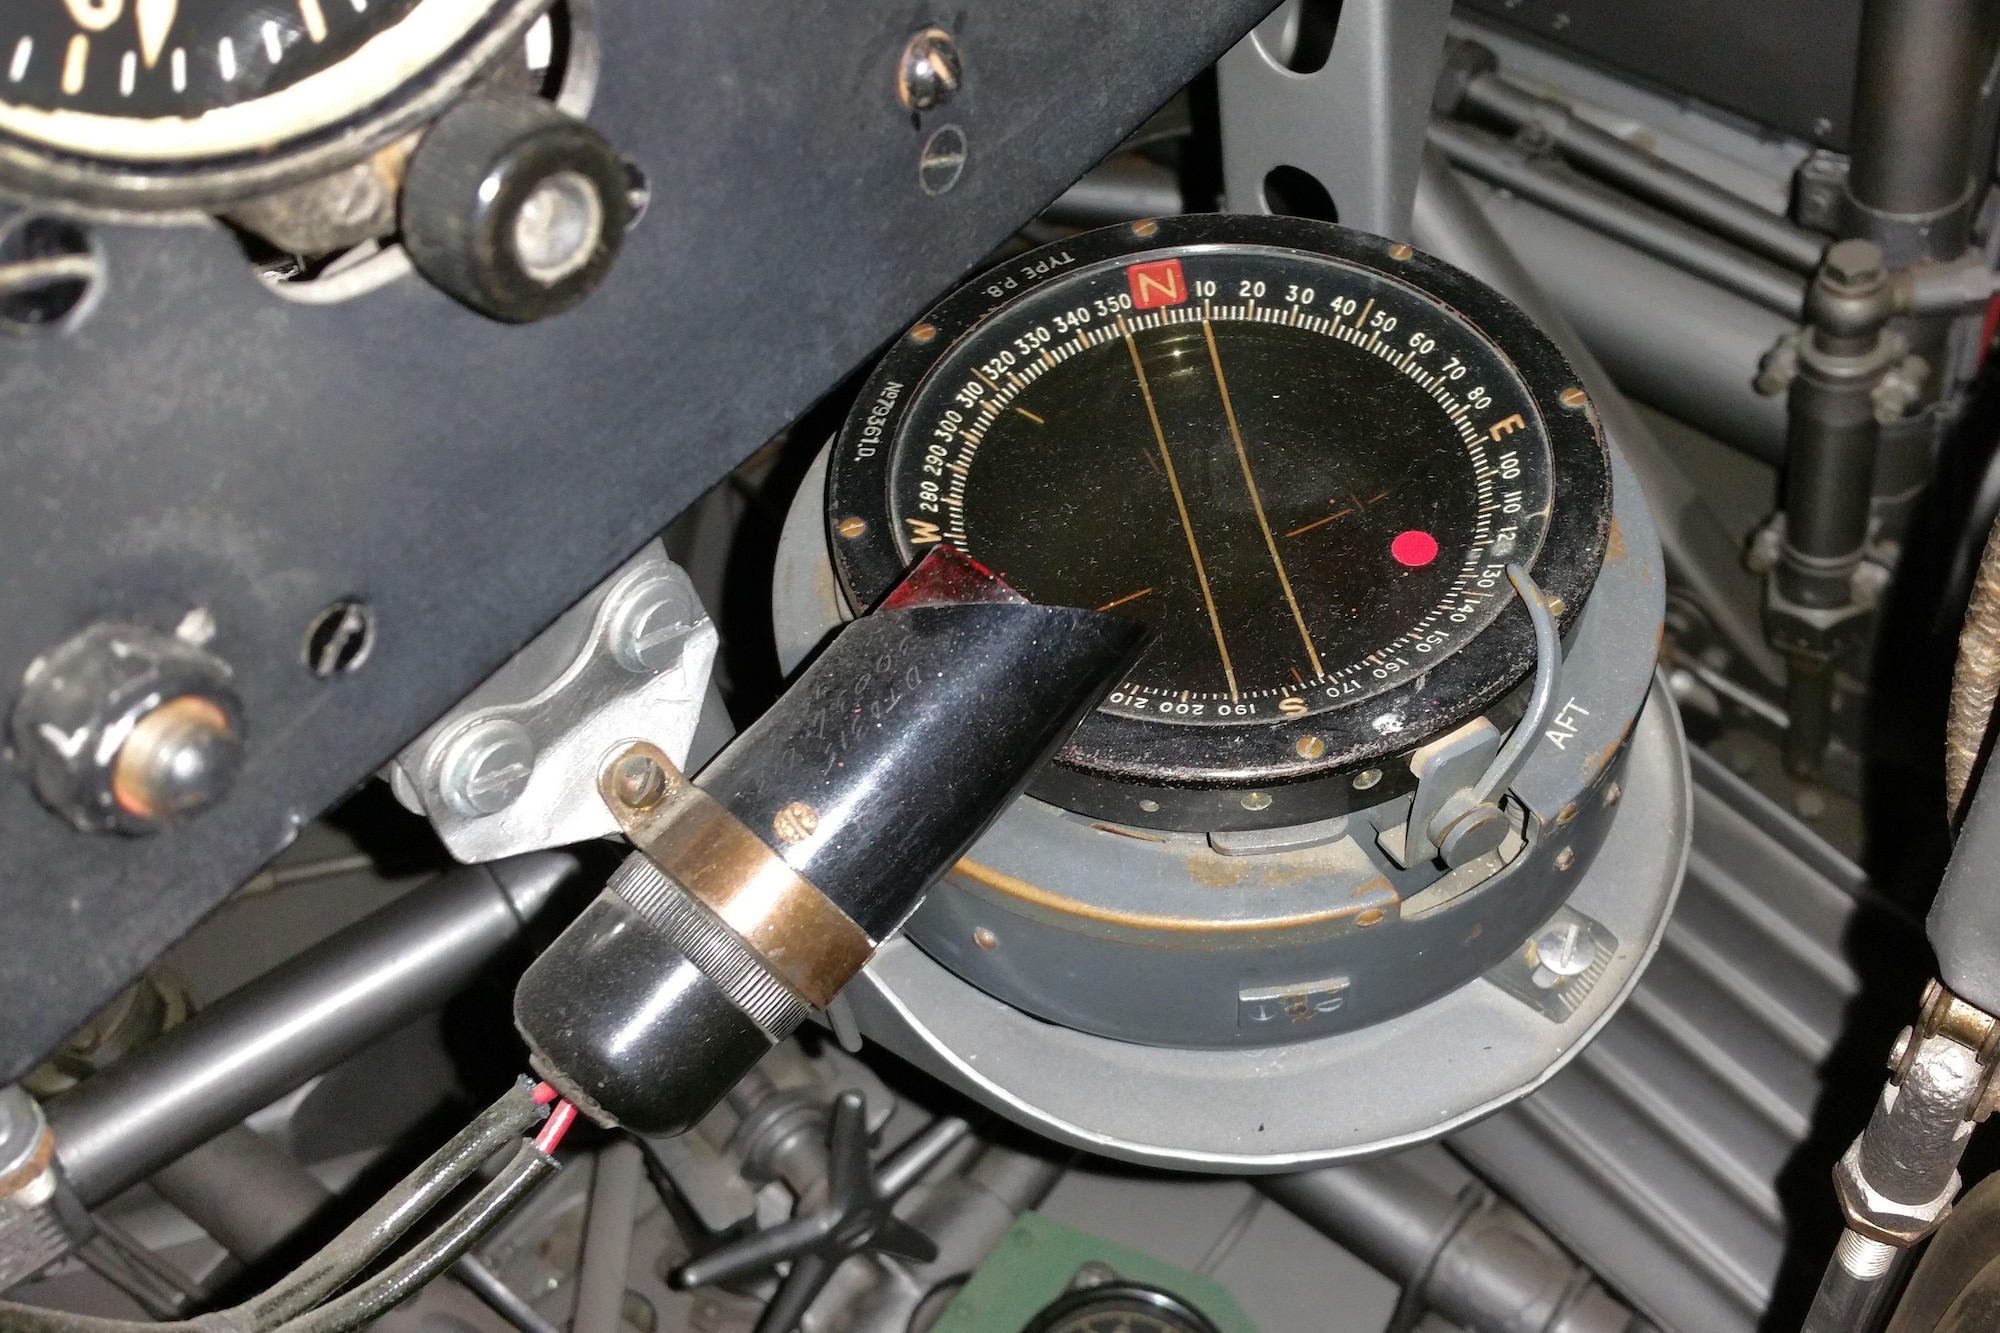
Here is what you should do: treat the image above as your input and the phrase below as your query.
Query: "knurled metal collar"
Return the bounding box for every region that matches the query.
[600,741,875,1010]
[605,854,808,1040]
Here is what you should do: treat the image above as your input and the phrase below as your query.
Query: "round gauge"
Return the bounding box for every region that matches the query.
[829,215,1608,829]
[1023,1282,1223,1333]
[0,0,550,208]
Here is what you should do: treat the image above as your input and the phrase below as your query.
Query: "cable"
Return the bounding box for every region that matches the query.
[0,1079,552,1333]
[265,1142,559,1333]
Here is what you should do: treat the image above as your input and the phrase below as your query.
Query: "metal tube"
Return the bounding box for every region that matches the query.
[1462,182,1791,468]
[1261,1149,1653,1333]
[46,853,576,1205]
[1429,120,1807,320]
[1412,146,1786,686]
[570,1140,645,1333]
[1458,73,1825,273]
[149,1126,331,1264]
[1846,0,1999,262]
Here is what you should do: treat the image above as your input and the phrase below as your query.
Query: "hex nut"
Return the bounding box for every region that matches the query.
[10,622,244,834]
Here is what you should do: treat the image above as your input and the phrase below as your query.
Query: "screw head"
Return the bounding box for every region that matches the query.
[1295,735,1325,759]
[1240,790,1272,811]
[608,574,698,673]
[438,719,536,817]
[610,751,669,811]
[973,926,998,950]
[1352,768,1383,790]
[898,27,962,112]
[772,801,820,844]
[1554,846,1576,871]
[1560,386,1588,409]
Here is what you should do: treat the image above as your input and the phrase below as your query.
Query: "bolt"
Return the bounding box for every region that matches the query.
[897,28,962,112]
[1530,922,1591,988]
[1822,238,1886,291]
[609,574,698,673]
[438,719,536,818]
[511,169,604,286]
[111,695,244,824]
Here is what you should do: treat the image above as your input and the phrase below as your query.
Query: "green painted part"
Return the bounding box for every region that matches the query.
[932,1211,1260,1333]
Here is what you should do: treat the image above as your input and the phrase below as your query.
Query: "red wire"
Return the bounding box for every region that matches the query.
[534,1099,578,1154]
[530,1081,560,1106]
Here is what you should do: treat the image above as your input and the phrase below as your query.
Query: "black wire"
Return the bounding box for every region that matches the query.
[0,1081,546,1333]
[265,1143,557,1333]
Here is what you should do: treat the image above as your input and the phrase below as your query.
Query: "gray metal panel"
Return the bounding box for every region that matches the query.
[0,0,1276,1080]
[1218,0,1453,239]
[1450,747,1904,1333]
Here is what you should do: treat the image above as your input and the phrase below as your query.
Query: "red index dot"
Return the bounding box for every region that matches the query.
[1391,530,1439,567]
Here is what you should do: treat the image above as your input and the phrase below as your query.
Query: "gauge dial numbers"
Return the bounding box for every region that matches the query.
[0,0,550,208]
[830,216,1608,826]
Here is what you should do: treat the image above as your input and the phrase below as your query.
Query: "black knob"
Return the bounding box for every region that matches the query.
[10,622,244,835]
[402,93,632,323]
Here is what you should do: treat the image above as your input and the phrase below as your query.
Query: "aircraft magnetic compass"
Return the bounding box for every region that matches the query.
[829,214,1611,831]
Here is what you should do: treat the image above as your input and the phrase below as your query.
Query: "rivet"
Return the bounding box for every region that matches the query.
[1603,780,1622,806]
[1555,802,1577,826]
[1295,735,1325,759]
[1554,846,1575,871]
[911,321,938,343]
[1139,798,1161,813]
[1560,387,1588,409]
[1356,908,1386,928]
[1131,219,1159,238]
[1240,790,1272,811]
[772,801,820,844]
[973,926,998,950]
[1352,768,1383,790]
[836,517,868,538]
[1387,243,1413,261]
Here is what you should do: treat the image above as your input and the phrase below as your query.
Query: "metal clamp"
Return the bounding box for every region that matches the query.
[599,742,875,1010]
[1399,563,1563,867]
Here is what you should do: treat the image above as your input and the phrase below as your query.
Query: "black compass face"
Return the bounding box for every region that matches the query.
[831,216,1608,827]
[0,0,423,120]
[0,0,541,206]
[890,249,1546,724]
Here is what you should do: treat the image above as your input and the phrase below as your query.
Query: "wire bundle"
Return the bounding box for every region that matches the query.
[0,1078,578,1333]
